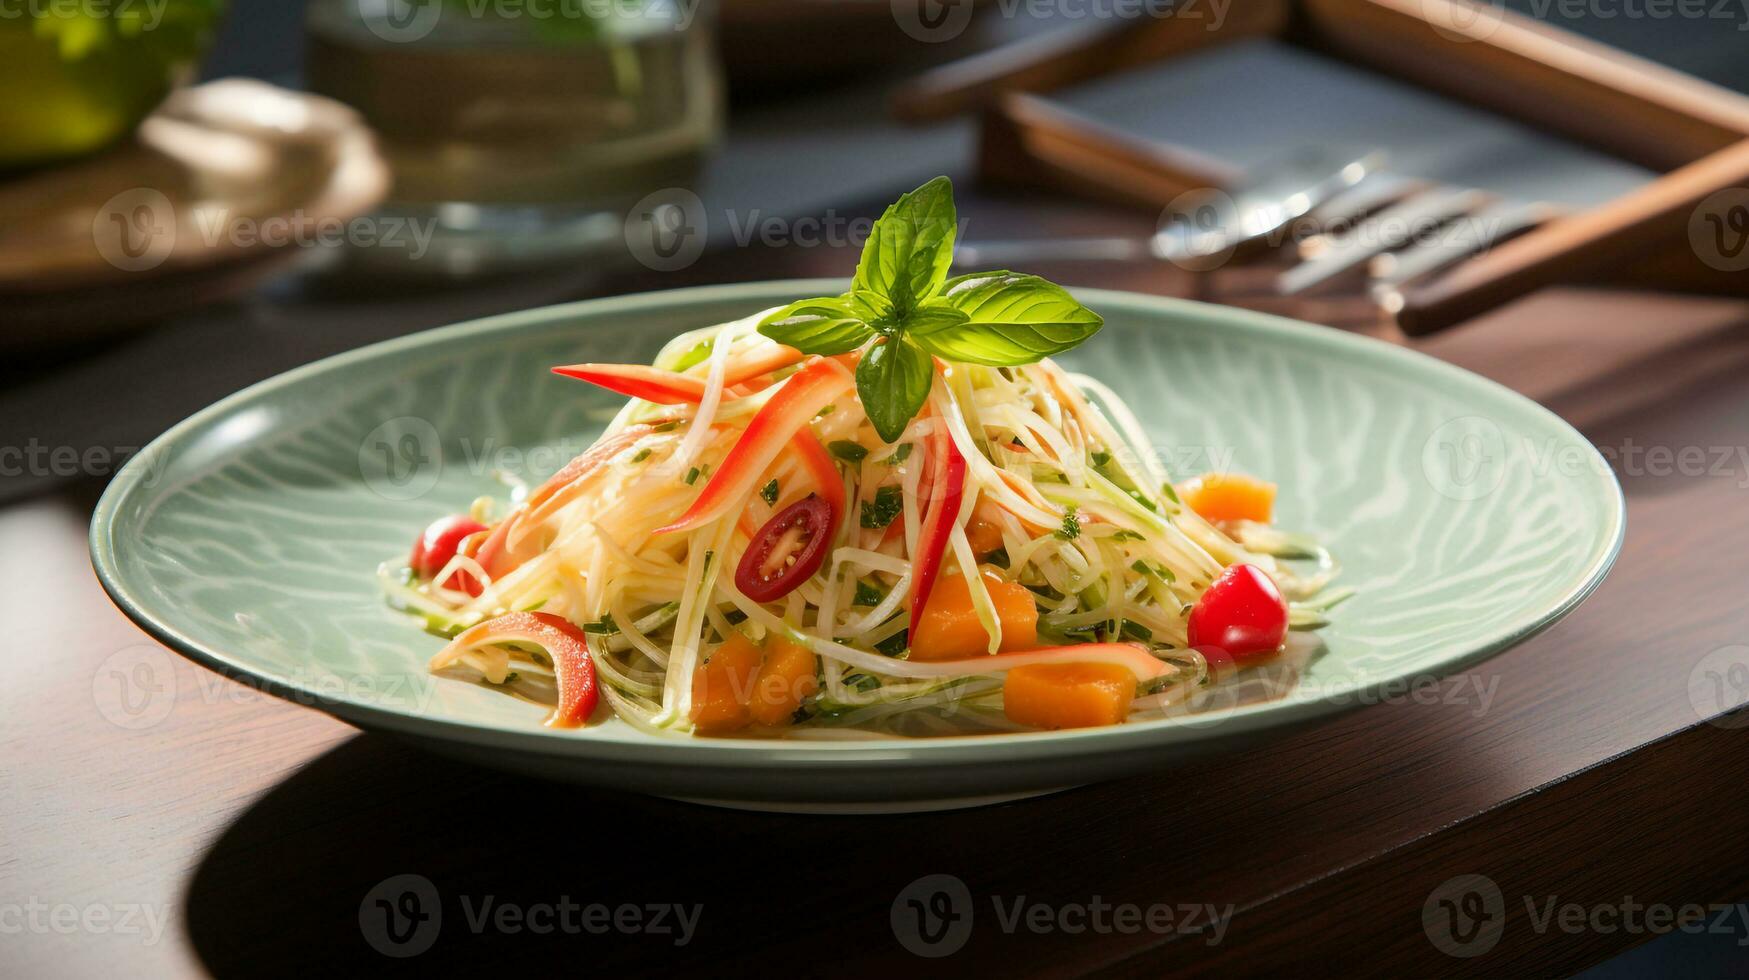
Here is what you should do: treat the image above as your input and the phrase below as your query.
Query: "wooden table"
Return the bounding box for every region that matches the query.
[5,180,1749,978]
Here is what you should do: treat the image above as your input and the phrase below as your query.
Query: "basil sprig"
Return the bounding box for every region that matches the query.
[757,177,1103,442]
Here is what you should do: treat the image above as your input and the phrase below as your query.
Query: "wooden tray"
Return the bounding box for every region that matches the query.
[893,0,1749,334]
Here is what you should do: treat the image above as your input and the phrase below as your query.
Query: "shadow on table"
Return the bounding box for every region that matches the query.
[176,732,1120,976]
[183,712,1439,978]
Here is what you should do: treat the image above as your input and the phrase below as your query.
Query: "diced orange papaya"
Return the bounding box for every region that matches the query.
[1178,471,1276,525]
[749,634,819,726]
[1002,662,1137,729]
[965,500,1006,557]
[690,630,763,734]
[910,569,1038,661]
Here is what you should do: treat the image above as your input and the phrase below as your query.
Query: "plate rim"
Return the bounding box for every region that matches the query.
[89,279,1626,770]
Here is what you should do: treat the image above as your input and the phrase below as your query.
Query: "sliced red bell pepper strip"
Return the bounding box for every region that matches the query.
[440,612,598,727]
[475,422,666,578]
[908,423,967,637]
[734,430,844,542]
[714,341,805,384]
[657,358,854,535]
[789,428,845,518]
[551,342,804,406]
[551,364,705,404]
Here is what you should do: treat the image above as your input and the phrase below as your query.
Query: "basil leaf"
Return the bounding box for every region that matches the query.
[900,301,968,338]
[853,176,957,316]
[855,337,934,443]
[758,296,876,355]
[845,288,895,324]
[916,272,1102,365]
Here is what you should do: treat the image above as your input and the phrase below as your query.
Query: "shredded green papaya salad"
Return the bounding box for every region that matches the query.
[382,177,1348,737]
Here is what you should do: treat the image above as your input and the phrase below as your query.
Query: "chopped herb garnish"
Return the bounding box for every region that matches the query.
[582,615,619,635]
[1131,558,1175,582]
[860,485,904,528]
[845,672,881,692]
[1129,488,1159,512]
[829,440,869,465]
[684,466,701,485]
[1055,506,1081,540]
[760,479,780,504]
[1161,482,1181,505]
[650,420,682,433]
[630,447,652,463]
[985,546,1011,569]
[1120,620,1153,642]
[884,443,914,466]
[816,404,835,417]
[852,580,887,606]
[494,671,521,685]
[874,630,909,657]
[1110,529,1144,542]
[1091,450,1112,468]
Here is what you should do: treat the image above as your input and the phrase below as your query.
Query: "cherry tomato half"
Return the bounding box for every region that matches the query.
[412,514,488,586]
[736,496,835,602]
[1187,563,1288,662]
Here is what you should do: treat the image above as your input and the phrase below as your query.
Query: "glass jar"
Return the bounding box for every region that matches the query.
[304,0,723,276]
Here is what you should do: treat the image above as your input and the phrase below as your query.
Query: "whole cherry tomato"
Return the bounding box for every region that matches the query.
[411,515,488,592]
[1187,563,1288,662]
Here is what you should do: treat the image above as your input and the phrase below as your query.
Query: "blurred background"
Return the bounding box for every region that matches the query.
[3,0,1748,508]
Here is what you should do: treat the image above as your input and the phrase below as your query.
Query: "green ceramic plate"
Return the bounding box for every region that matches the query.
[90,281,1623,811]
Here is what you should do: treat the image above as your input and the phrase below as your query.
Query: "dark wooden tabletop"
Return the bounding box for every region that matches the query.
[6,175,1749,978]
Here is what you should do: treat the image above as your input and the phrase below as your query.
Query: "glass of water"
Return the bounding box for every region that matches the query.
[305,0,723,276]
